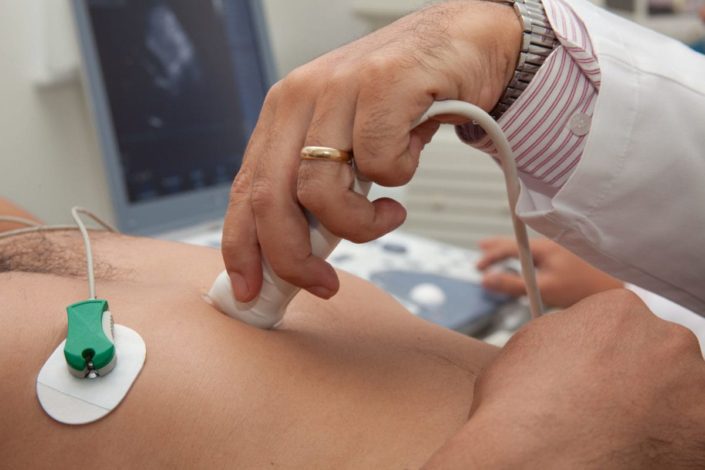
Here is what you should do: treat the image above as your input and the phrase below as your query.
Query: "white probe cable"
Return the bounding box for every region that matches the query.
[209,100,544,326]
[416,101,544,319]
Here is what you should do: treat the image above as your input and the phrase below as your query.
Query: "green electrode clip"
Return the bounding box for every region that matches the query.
[64,299,116,378]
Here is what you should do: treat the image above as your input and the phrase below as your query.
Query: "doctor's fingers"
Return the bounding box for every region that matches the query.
[220,91,280,302]
[247,87,342,299]
[296,67,449,245]
[351,69,441,187]
[222,168,263,302]
[298,77,407,245]
[298,161,407,243]
[222,84,338,301]
[222,92,280,302]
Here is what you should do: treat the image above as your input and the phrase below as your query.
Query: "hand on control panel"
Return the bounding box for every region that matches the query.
[476,237,623,309]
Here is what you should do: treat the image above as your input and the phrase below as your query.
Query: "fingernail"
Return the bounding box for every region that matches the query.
[308,285,334,299]
[229,272,249,300]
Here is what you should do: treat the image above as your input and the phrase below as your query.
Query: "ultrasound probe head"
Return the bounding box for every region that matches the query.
[208,270,290,329]
[207,210,349,328]
[209,178,372,328]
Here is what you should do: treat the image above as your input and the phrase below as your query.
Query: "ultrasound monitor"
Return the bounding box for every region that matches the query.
[72,0,276,234]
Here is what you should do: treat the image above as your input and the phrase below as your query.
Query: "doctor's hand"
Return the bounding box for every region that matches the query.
[425,290,705,469]
[222,0,522,301]
[477,236,623,309]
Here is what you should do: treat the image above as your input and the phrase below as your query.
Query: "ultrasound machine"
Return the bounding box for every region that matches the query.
[73,0,525,338]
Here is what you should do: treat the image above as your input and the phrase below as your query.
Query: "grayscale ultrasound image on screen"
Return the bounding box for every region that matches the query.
[87,0,268,203]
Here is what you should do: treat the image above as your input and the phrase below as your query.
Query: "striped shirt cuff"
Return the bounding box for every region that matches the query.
[457,0,601,192]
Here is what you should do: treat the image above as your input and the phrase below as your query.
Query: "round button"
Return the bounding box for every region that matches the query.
[382,242,407,254]
[568,112,591,136]
[409,283,446,308]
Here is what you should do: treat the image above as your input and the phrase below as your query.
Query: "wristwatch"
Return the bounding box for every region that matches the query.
[491,0,559,119]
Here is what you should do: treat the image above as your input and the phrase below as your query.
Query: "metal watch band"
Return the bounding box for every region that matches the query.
[490,0,559,119]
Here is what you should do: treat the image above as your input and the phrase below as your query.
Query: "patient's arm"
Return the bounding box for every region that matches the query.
[0,231,498,468]
[426,290,705,469]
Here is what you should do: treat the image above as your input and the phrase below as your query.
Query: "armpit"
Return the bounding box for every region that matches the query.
[0,231,121,281]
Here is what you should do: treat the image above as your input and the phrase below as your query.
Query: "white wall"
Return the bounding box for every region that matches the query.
[263,0,369,75]
[0,0,369,223]
[0,0,113,223]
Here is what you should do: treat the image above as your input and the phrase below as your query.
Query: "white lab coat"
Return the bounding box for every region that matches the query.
[516,0,705,315]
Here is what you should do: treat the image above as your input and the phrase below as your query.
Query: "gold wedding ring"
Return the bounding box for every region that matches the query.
[300,146,353,164]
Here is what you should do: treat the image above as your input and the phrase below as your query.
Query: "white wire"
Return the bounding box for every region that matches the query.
[71,207,98,299]
[418,101,544,318]
[71,207,117,299]
[70,208,117,233]
[0,209,117,242]
[0,215,41,227]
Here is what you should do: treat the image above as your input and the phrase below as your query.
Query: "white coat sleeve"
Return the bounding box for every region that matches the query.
[515,0,705,315]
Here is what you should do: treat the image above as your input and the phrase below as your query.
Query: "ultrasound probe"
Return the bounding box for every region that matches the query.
[208,100,544,328]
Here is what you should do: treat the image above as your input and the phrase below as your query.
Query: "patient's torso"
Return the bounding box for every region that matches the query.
[0,231,496,468]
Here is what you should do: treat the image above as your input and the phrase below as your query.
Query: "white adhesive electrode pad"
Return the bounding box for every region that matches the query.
[36,324,146,425]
